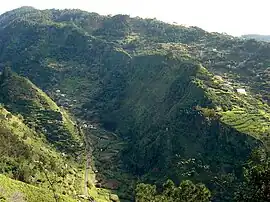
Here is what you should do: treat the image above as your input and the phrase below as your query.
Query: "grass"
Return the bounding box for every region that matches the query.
[88,187,112,202]
[221,106,270,137]
[197,67,270,140]
[0,106,85,195]
[0,174,77,202]
[0,113,110,201]
[0,72,83,153]
[0,75,114,202]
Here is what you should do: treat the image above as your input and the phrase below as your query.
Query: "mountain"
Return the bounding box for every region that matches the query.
[242,34,270,42]
[0,6,269,201]
[0,68,115,202]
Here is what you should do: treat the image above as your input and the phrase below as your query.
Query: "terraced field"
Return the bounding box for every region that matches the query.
[83,126,135,202]
[200,72,270,142]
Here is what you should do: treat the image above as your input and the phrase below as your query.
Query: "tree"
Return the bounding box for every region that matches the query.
[234,149,270,202]
[135,183,157,202]
[0,67,12,82]
[175,180,211,202]
[35,161,60,202]
[135,179,211,202]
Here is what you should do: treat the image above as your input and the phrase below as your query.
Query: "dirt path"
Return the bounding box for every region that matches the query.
[84,151,91,196]
[78,124,92,196]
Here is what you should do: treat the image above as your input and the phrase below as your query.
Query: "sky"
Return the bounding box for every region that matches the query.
[0,0,269,36]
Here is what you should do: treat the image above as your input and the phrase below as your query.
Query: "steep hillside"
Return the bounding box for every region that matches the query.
[0,174,76,202]
[0,7,270,201]
[83,52,266,200]
[0,68,115,202]
[0,102,87,201]
[0,67,81,152]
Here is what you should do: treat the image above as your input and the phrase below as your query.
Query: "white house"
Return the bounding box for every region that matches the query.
[236,88,247,95]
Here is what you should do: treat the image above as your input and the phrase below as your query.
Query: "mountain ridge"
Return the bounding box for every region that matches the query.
[0,67,115,202]
[242,34,270,42]
[0,7,269,202]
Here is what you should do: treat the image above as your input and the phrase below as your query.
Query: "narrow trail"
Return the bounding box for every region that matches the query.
[85,133,94,196]
[84,150,91,196]
[78,123,92,196]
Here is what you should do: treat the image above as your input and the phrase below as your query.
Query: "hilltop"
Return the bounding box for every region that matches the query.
[242,34,270,42]
[0,7,269,201]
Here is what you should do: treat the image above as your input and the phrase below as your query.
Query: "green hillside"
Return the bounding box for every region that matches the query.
[0,67,81,152]
[0,68,114,202]
[0,174,76,202]
[0,6,270,201]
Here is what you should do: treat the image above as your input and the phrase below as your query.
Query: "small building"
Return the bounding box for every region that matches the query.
[236,88,247,95]
[56,89,61,93]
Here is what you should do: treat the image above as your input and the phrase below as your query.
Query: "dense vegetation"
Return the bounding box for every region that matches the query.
[0,67,82,152]
[234,149,270,202]
[0,6,270,202]
[135,179,211,202]
[0,174,77,202]
[242,34,270,42]
[0,68,114,201]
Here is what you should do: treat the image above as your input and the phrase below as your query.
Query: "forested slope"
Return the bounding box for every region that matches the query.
[0,68,114,202]
[0,6,270,201]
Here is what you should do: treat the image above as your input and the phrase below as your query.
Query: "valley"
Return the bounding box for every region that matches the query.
[0,6,269,202]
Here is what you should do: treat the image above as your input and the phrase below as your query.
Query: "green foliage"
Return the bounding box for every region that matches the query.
[0,71,115,201]
[0,70,82,153]
[235,149,270,202]
[135,179,211,202]
[0,6,270,202]
[93,14,131,39]
[0,174,76,202]
[242,34,270,42]
[0,106,78,195]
